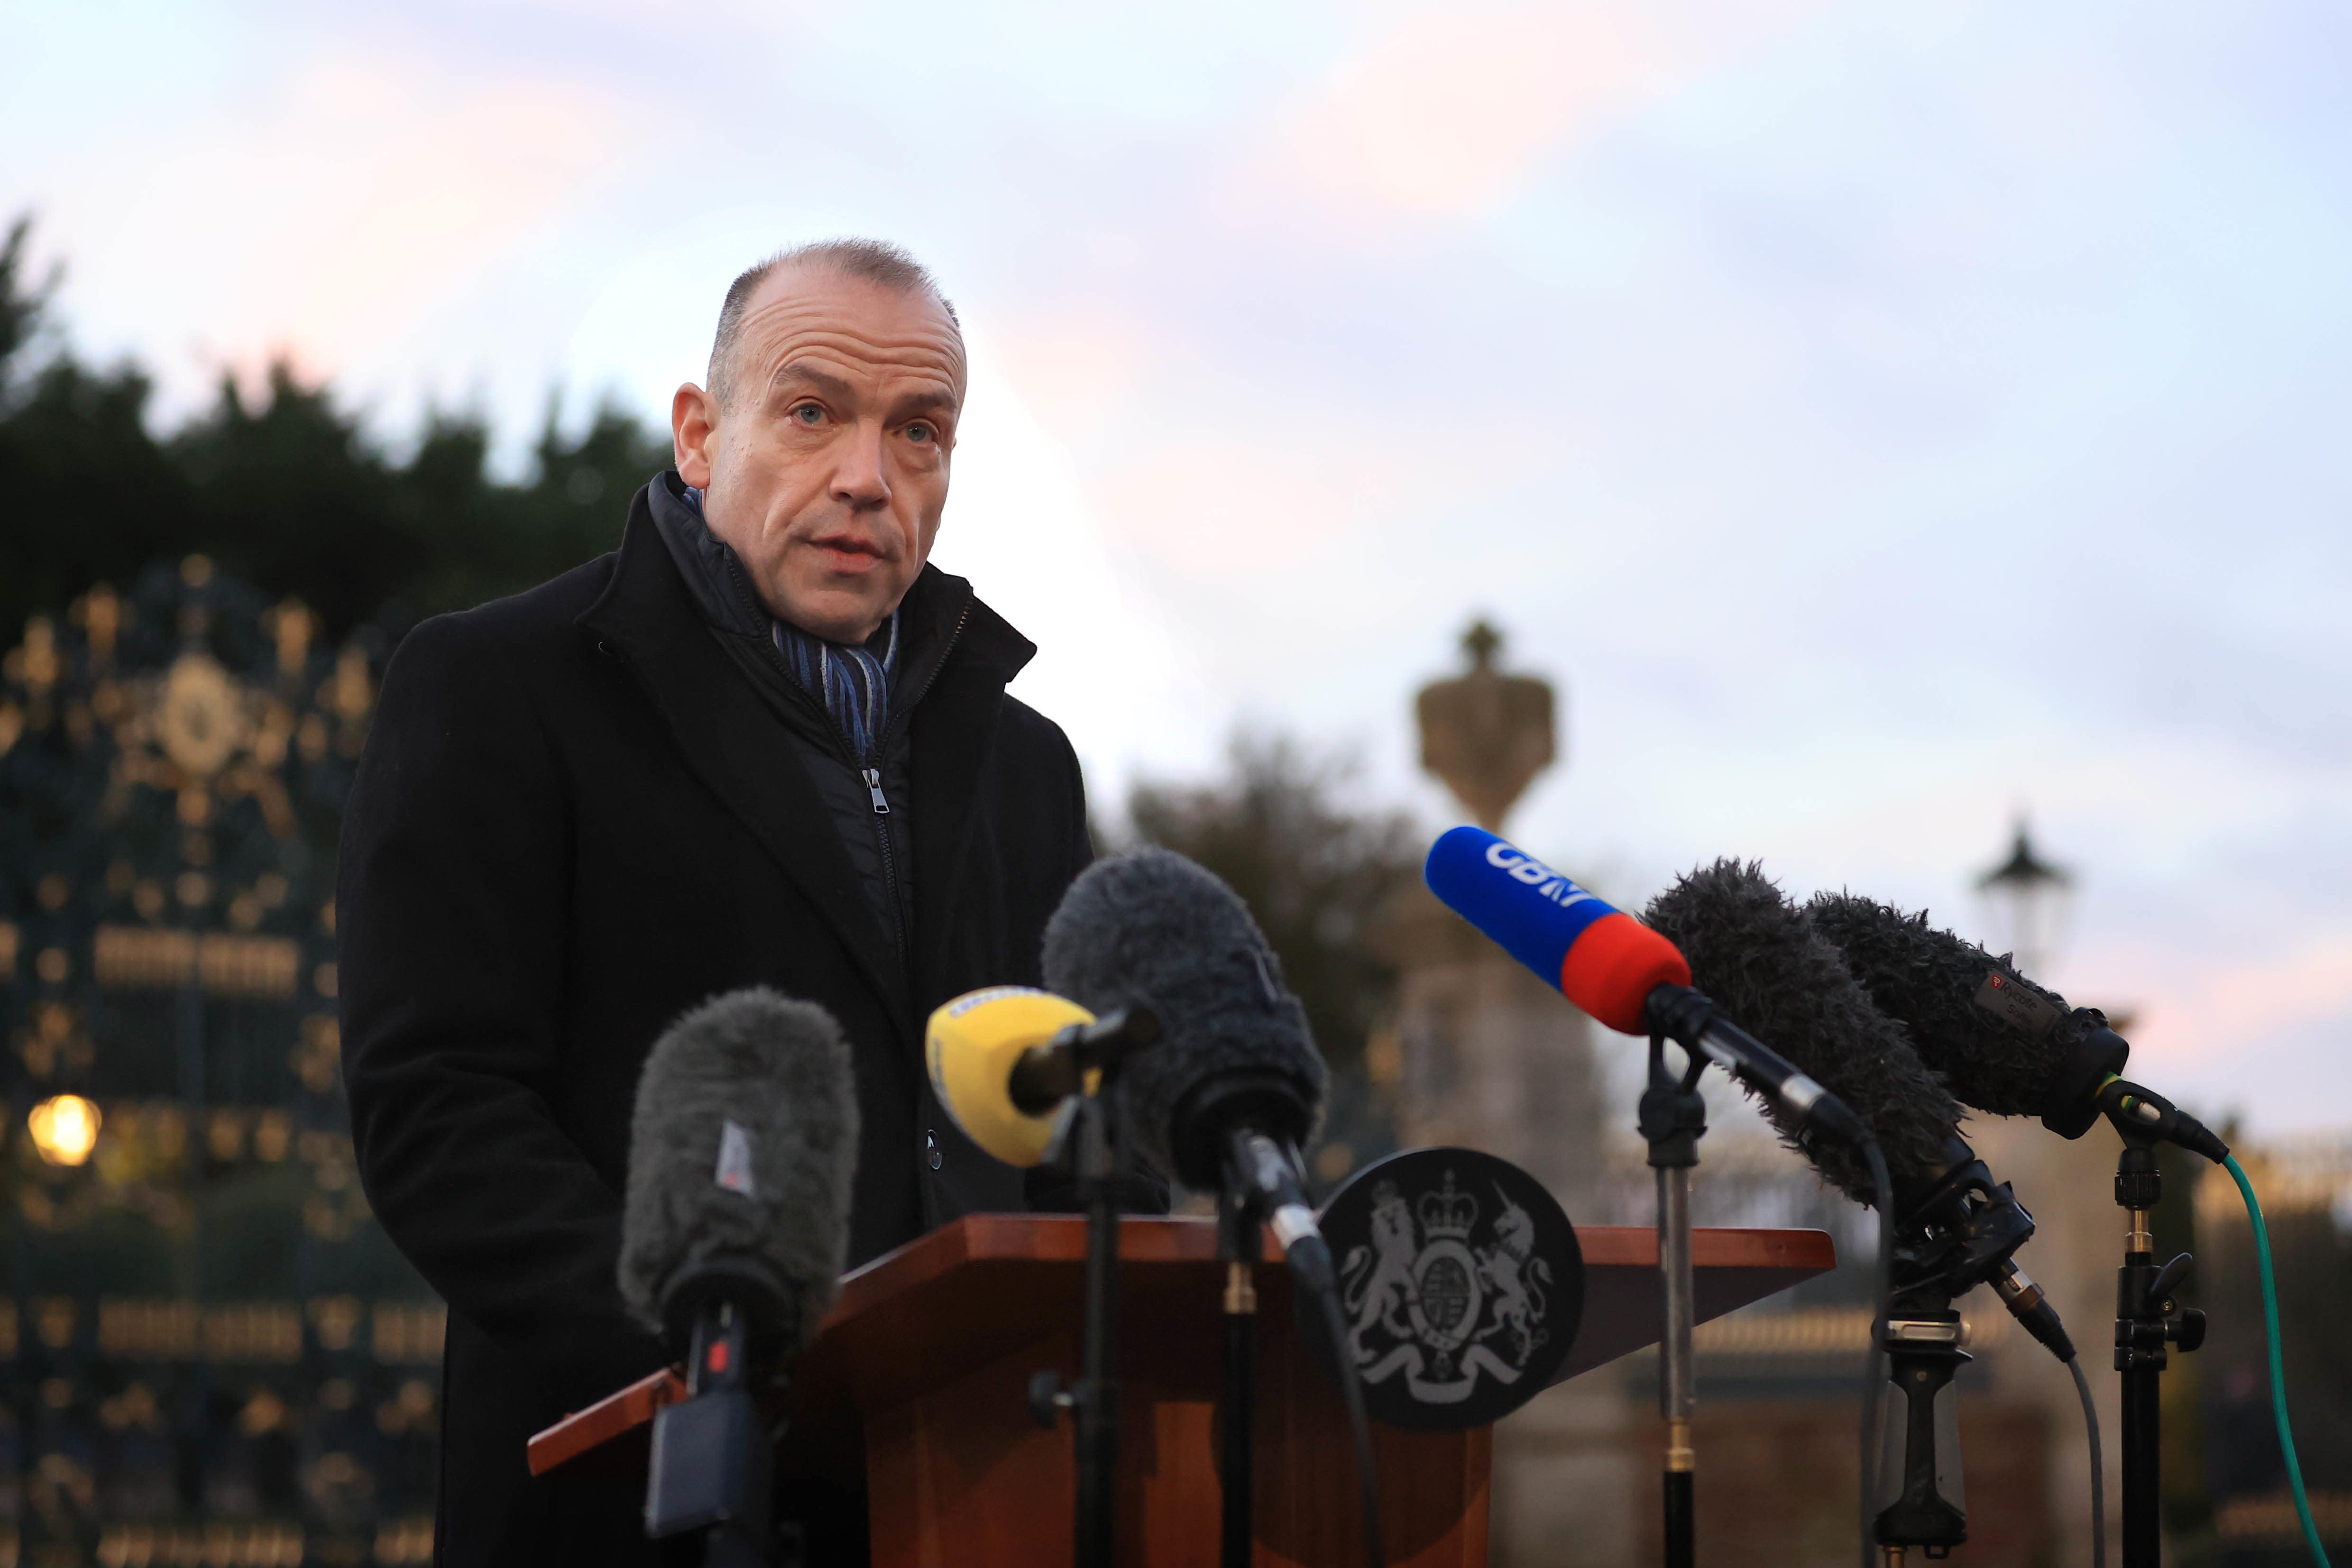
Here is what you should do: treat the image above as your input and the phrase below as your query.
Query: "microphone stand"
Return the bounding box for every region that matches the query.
[2076,1076,2229,1568]
[2111,1119,2204,1568]
[1216,1182,1259,1568]
[1640,1027,1709,1568]
[1023,1009,1160,1568]
[1074,1085,1123,1568]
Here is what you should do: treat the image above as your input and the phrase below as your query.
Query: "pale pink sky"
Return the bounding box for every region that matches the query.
[8,0,2351,1135]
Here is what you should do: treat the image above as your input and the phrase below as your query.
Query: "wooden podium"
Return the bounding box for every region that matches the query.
[530,1216,1833,1567]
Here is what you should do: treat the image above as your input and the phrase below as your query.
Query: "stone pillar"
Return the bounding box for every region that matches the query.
[1376,621,1635,1567]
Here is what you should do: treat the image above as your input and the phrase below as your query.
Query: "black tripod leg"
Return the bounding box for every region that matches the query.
[2119,1364,2160,1565]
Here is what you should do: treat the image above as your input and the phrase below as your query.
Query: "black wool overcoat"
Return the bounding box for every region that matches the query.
[338,481,1095,1565]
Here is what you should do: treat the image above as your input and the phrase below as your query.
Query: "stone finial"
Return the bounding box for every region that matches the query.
[1415,619,1555,831]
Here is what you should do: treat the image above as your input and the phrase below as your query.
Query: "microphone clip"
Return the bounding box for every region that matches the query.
[1031,1011,1161,1177]
[1010,1007,1163,1116]
[1888,1144,2038,1308]
[2097,1078,2230,1164]
[1638,1025,1709,1173]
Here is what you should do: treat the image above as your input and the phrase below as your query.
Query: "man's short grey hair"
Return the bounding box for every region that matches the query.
[707,238,961,408]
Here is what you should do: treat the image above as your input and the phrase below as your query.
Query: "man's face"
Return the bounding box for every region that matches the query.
[673,266,965,642]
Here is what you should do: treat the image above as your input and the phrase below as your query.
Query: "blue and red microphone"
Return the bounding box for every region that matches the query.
[1424,826,1867,1145]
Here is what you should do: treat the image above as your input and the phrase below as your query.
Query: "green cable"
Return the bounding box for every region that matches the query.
[2225,1152,2334,1566]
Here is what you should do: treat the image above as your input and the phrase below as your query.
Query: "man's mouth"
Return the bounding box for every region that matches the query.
[809,537,888,573]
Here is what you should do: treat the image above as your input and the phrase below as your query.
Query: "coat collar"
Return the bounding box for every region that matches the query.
[643,468,1035,743]
[577,477,1038,1035]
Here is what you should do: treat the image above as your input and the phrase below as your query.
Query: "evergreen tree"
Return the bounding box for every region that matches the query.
[0,214,671,644]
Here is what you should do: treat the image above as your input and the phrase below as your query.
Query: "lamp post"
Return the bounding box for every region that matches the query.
[1975,815,2073,982]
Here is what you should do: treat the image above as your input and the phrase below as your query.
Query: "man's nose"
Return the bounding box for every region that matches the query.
[830,422,891,511]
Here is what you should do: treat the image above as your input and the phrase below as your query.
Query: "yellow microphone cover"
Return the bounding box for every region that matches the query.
[925,987,1095,1168]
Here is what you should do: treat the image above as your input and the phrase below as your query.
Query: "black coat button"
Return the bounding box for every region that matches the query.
[927,1129,944,1171]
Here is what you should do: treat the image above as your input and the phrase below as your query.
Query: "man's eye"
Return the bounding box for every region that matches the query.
[791,403,824,426]
[905,421,934,443]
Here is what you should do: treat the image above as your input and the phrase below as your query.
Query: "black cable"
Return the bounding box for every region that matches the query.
[2067,1354,2106,1568]
[1316,1284,1387,1568]
[1858,1138,1893,1568]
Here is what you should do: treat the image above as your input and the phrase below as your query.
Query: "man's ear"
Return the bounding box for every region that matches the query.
[672,383,719,487]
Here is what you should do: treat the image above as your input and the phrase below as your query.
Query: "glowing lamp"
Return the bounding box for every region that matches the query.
[28,1094,101,1166]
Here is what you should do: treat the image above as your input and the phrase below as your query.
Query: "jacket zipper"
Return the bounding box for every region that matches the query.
[711,539,976,976]
[864,601,970,962]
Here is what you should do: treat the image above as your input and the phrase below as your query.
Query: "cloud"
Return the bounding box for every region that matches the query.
[986,301,1159,447]
[1250,0,1833,224]
[34,44,634,405]
[925,339,1222,797]
[9,0,2352,1147]
[2080,928,2352,1132]
[1087,435,1401,583]
[2155,935,2352,1056]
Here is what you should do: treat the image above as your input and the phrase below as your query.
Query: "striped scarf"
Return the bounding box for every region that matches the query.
[771,612,899,763]
[685,486,900,761]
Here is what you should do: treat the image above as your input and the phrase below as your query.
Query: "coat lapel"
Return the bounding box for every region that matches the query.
[907,594,1034,996]
[577,499,911,1036]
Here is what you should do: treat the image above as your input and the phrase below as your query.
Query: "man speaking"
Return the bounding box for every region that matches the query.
[339,241,1114,1564]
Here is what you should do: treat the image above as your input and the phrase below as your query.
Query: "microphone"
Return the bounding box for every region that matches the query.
[1803,894,2127,1134]
[1423,826,1866,1146]
[1644,860,1966,1204]
[1647,861,2075,1360]
[1044,849,1393,1568]
[618,988,859,1557]
[925,986,1105,1168]
[1041,848,1333,1290]
[1804,893,2226,1161]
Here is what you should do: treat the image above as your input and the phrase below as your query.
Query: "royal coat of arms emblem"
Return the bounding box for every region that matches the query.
[1317,1147,1583,1430]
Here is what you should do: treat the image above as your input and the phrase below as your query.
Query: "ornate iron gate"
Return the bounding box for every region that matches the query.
[1,556,438,1567]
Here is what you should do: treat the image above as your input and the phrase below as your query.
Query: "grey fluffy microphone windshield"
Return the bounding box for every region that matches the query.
[1645,860,1966,1206]
[1041,847,1327,1192]
[1803,893,2128,1139]
[1647,862,2088,1371]
[618,988,859,1356]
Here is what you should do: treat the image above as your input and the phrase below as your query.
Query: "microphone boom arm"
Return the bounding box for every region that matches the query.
[1643,984,1870,1145]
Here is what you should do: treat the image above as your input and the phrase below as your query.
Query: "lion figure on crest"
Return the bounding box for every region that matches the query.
[1340,1180,1419,1361]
